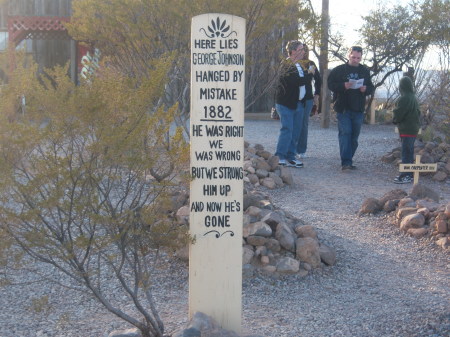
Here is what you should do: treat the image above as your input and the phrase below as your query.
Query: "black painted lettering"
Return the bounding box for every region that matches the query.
[225,126,244,137]
[195,151,213,161]
[190,201,204,212]
[203,184,217,196]
[224,200,240,212]
[204,215,230,227]
[233,70,243,82]
[200,88,237,100]
[219,185,231,196]
[194,39,216,49]
[209,140,223,149]
[192,124,203,136]
[219,39,238,49]
[215,150,240,160]
[195,70,230,82]
[191,167,218,179]
[206,202,222,212]
[218,167,244,179]
[205,125,223,137]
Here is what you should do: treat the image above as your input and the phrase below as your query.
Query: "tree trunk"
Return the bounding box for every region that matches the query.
[319,0,330,128]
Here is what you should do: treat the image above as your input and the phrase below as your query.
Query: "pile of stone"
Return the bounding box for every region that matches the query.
[359,184,449,250]
[109,312,262,337]
[243,142,293,189]
[381,140,450,182]
[175,187,337,277]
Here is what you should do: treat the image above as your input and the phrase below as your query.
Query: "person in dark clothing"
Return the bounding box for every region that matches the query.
[328,46,374,171]
[392,76,421,184]
[296,43,321,159]
[274,40,308,167]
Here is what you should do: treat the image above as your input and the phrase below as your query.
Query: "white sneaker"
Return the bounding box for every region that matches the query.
[289,159,304,168]
[297,153,307,159]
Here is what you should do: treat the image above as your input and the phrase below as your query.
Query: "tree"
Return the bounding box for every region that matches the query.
[0,59,190,337]
[66,0,308,124]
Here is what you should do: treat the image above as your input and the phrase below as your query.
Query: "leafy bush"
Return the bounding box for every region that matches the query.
[0,59,189,337]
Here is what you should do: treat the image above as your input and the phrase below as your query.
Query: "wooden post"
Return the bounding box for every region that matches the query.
[370,98,377,125]
[399,155,437,185]
[319,0,330,128]
[189,13,245,333]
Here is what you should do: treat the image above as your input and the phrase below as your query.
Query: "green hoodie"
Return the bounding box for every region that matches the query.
[393,76,421,135]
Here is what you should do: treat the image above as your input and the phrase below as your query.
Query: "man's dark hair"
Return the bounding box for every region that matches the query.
[349,46,363,53]
[285,40,303,56]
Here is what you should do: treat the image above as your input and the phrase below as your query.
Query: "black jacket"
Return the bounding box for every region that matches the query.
[300,60,321,101]
[327,63,374,113]
[275,59,308,110]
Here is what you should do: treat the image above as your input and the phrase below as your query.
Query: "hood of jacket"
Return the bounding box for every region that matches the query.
[399,76,414,96]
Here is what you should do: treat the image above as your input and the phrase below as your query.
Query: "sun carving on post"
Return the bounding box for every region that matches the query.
[200,17,237,38]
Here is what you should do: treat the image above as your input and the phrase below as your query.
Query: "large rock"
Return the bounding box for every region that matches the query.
[267,155,280,171]
[253,157,271,171]
[176,205,190,225]
[433,171,447,181]
[409,184,439,202]
[172,312,240,337]
[383,199,400,212]
[399,213,425,231]
[279,166,294,185]
[261,211,284,228]
[294,225,318,239]
[243,221,272,238]
[359,197,383,214]
[268,172,284,187]
[319,244,337,266]
[261,177,276,189]
[415,199,440,212]
[275,223,296,252]
[246,235,268,246]
[243,246,255,264]
[379,189,408,205]
[296,237,321,268]
[264,238,281,252]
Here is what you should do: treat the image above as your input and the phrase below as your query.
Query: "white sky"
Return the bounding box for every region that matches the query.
[309,0,441,70]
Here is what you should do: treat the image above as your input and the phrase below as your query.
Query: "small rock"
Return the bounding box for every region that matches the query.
[276,257,300,274]
[407,227,429,238]
[108,328,141,337]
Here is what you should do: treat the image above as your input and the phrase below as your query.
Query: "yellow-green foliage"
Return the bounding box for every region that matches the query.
[0,57,190,291]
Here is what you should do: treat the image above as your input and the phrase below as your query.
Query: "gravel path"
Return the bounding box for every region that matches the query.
[242,116,450,337]
[0,116,449,337]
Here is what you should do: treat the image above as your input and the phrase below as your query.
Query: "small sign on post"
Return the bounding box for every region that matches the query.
[189,13,245,333]
[399,155,437,185]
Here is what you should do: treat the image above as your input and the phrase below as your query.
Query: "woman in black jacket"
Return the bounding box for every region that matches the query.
[274,40,308,168]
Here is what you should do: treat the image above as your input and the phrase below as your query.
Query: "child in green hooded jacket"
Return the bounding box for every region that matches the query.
[392,76,421,184]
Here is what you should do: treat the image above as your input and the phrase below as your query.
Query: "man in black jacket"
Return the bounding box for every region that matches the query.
[328,46,374,171]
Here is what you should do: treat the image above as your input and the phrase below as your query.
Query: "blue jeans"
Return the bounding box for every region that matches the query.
[337,110,364,166]
[296,99,313,154]
[275,102,304,160]
[400,136,416,178]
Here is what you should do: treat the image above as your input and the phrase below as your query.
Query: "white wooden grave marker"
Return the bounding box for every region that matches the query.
[399,155,437,185]
[189,13,245,333]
